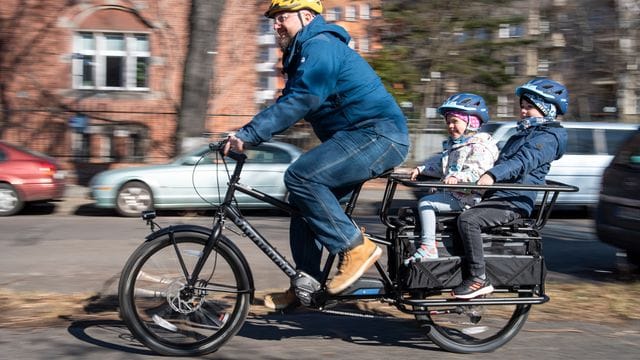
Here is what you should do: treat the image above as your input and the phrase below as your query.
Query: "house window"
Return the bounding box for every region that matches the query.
[538,59,550,73]
[499,24,524,39]
[73,32,150,90]
[258,73,271,90]
[345,6,356,21]
[505,55,522,75]
[359,37,370,53]
[332,7,343,21]
[325,7,342,21]
[325,9,336,21]
[360,4,371,20]
[259,47,271,63]
[259,17,272,35]
[497,95,514,118]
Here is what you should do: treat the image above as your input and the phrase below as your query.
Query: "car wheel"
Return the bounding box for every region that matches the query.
[0,183,24,216]
[116,181,153,217]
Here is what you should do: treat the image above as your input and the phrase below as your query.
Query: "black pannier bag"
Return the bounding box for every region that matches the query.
[396,209,546,290]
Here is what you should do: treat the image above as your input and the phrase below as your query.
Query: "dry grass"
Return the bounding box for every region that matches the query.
[0,290,110,328]
[1,280,639,329]
[530,281,640,322]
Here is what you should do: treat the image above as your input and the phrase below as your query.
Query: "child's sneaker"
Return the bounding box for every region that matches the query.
[403,244,438,265]
[452,277,494,299]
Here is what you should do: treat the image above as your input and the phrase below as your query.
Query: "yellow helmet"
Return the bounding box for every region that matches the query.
[264,0,323,18]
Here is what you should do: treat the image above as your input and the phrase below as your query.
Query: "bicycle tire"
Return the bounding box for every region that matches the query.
[414,294,531,353]
[118,232,251,356]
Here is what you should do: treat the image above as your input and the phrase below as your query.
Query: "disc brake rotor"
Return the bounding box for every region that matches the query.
[166,279,208,314]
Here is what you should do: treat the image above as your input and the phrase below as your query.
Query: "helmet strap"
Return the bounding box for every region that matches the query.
[297,10,315,28]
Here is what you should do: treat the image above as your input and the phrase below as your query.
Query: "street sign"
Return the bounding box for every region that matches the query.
[69,114,88,132]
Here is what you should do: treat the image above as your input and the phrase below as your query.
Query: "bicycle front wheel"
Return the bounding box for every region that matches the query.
[415,292,531,353]
[119,232,251,356]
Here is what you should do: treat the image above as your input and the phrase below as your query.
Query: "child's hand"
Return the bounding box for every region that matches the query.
[477,173,495,186]
[443,176,459,184]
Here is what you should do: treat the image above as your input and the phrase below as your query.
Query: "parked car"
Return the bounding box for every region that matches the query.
[89,141,303,216]
[0,141,66,216]
[479,121,638,207]
[595,130,640,265]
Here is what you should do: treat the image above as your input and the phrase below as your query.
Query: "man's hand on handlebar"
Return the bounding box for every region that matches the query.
[223,134,245,155]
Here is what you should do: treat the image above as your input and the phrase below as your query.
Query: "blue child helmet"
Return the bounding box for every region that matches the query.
[437,93,490,125]
[515,77,569,115]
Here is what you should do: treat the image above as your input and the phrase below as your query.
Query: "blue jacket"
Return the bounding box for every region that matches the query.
[484,122,567,215]
[235,16,409,145]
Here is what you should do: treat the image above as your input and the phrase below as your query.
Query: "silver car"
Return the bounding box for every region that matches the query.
[480,121,638,207]
[89,141,303,216]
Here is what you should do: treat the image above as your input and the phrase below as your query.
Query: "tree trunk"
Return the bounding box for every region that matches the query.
[176,0,224,154]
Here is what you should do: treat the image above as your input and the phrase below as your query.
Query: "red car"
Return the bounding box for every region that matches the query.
[0,141,66,216]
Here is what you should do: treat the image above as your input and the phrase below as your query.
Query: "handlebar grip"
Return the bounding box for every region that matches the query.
[226,150,247,162]
[209,140,247,162]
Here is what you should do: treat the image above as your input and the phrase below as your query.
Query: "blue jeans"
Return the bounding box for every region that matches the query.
[456,199,522,278]
[285,129,408,279]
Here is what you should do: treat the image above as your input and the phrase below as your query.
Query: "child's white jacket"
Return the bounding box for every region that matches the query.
[416,132,499,207]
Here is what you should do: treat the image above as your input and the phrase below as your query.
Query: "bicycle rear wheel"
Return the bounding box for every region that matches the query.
[414,292,531,353]
[119,232,251,356]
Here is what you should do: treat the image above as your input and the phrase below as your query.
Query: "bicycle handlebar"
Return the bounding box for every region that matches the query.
[209,140,247,163]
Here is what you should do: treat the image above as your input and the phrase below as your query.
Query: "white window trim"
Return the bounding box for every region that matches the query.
[359,36,370,53]
[72,31,150,91]
[359,4,371,20]
[345,6,356,21]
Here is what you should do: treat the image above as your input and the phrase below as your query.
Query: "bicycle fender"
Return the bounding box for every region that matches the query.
[145,224,215,241]
[145,224,255,301]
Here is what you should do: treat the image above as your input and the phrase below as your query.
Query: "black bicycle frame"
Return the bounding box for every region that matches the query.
[185,145,578,308]
[213,149,378,285]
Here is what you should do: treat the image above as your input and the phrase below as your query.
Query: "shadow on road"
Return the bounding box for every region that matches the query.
[16,202,58,215]
[67,319,155,356]
[67,307,441,357]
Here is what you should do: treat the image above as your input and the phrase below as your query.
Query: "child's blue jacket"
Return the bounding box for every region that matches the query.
[484,122,568,215]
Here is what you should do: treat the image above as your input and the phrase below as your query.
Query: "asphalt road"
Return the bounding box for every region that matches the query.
[0,189,639,359]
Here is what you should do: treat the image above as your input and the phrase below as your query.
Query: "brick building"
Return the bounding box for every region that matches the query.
[0,0,380,183]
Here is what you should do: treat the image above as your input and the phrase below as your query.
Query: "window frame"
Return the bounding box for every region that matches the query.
[72,31,150,91]
[359,3,371,20]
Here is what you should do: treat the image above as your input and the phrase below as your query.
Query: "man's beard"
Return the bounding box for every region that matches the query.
[276,33,292,50]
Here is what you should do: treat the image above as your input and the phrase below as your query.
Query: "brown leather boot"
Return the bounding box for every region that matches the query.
[326,236,382,295]
[263,288,300,310]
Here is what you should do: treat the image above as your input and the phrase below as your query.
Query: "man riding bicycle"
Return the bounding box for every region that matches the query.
[224,0,409,309]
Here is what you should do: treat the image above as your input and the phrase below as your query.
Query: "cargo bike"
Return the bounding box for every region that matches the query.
[118,142,578,356]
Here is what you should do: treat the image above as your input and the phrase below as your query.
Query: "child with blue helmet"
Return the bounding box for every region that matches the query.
[406,93,499,264]
[452,78,568,299]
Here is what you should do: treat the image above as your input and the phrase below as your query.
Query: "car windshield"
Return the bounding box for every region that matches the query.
[172,146,224,166]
